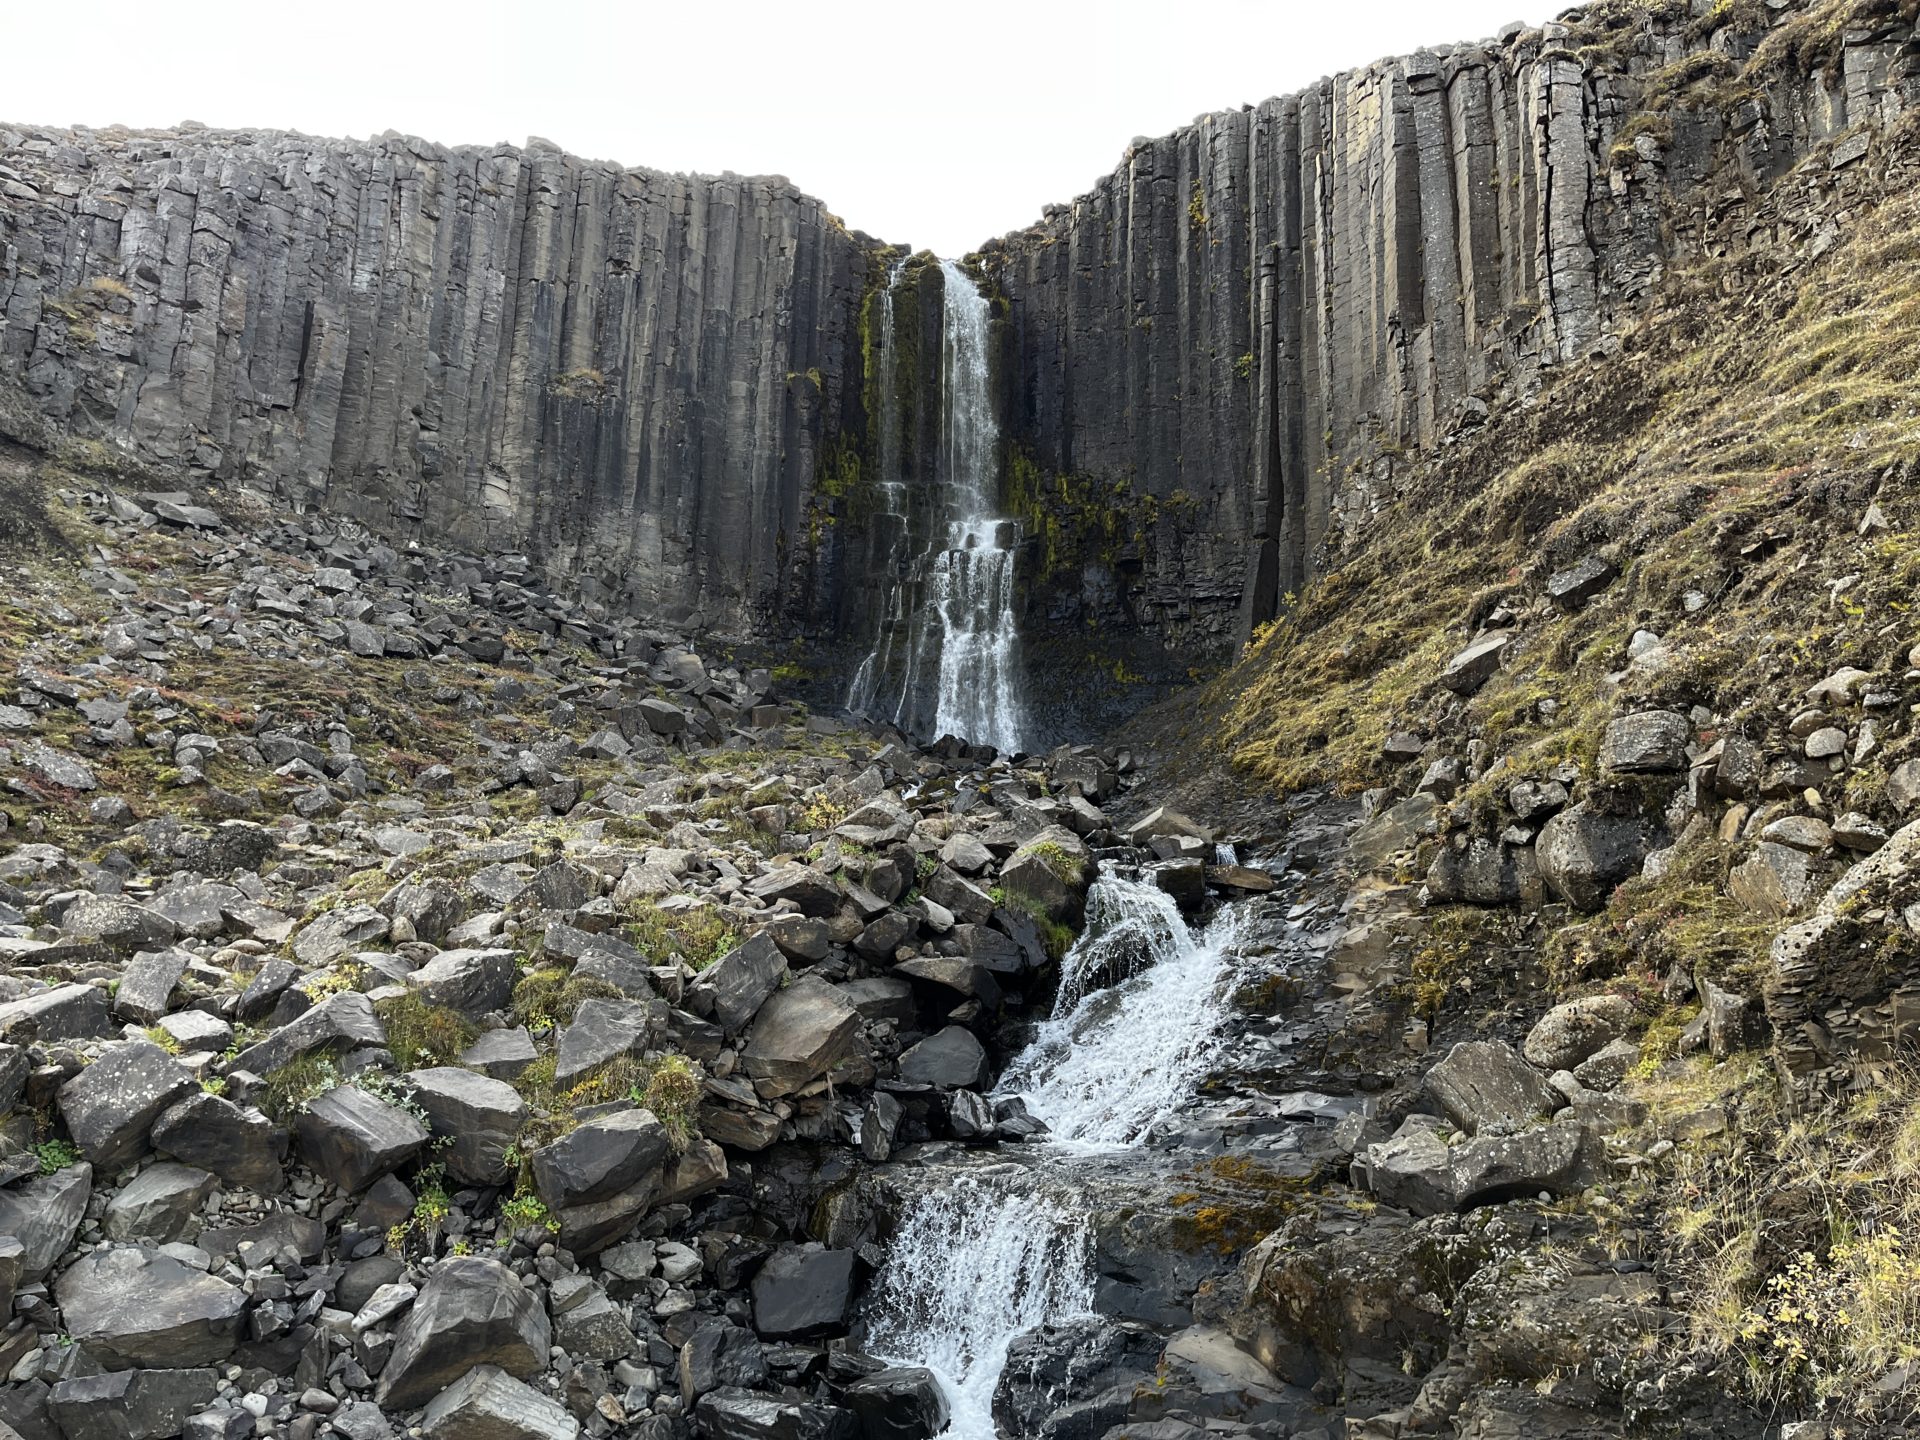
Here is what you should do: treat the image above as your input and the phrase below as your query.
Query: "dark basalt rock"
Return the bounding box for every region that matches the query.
[376,1257,552,1410]
[57,1246,247,1368]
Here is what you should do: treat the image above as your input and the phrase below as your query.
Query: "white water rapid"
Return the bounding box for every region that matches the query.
[867,1175,1095,1439]
[870,870,1254,1436]
[845,260,1028,754]
[997,871,1251,1148]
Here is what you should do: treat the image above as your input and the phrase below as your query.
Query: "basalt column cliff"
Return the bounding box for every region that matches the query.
[981,2,1920,656]
[4,1,1920,723]
[0,131,879,634]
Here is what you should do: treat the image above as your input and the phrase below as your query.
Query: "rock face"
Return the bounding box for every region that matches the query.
[0,128,875,636]
[7,4,1914,693]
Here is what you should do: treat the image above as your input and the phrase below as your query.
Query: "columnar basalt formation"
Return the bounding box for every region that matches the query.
[0,128,878,634]
[983,1,1920,652]
[3,0,1920,706]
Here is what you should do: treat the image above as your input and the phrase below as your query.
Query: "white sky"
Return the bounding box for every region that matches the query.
[7,0,1544,256]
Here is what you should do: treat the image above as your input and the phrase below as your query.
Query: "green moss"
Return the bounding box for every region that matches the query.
[509,967,623,1033]
[261,1050,343,1121]
[376,992,478,1071]
[625,900,738,971]
[630,1052,703,1152]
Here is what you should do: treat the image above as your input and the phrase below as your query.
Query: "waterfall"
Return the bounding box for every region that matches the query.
[867,869,1253,1434]
[867,1174,1095,1440]
[846,259,1028,754]
[996,870,1249,1148]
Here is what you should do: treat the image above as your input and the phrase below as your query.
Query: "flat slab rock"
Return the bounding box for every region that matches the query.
[56,1244,247,1368]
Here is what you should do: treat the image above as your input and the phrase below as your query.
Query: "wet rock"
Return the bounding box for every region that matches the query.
[422,1364,580,1440]
[1522,995,1637,1072]
[292,1083,429,1191]
[1000,827,1094,925]
[101,1161,218,1242]
[151,1091,287,1192]
[59,1040,197,1170]
[376,1257,552,1410]
[0,1162,90,1278]
[531,1108,670,1210]
[750,1244,856,1339]
[896,1026,990,1090]
[1536,805,1658,912]
[57,1245,246,1367]
[842,1366,947,1440]
[693,1387,856,1440]
[406,1067,528,1185]
[739,981,859,1098]
[1425,1041,1560,1134]
[679,1318,768,1403]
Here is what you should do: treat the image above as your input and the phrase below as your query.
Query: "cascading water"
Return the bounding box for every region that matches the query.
[867,1175,1095,1440]
[997,871,1250,1148]
[846,260,1029,754]
[868,868,1254,1435]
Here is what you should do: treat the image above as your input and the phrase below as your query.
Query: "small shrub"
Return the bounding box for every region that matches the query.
[632,1053,703,1152]
[34,1139,81,1174]
[376,992,477,1070]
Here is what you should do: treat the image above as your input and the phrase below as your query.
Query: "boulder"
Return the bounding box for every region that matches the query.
[113,948,191,1025]
[48,1367,219,1440]
[58,1041,197,1170]
[0,982,112,1042]
[739,982,860,1098]
[1522,995,1637,1072]
[1600,711,1689,773]
[749,1244,856,1339]
[1535,805,1658,912]
[57,1246,247,1368]
[1545,554,1616,611]
[291,903,388,965]
[693,1389,857,1440]
[896,1027,990,1090]
[406,1068,528,1186]
[1424,1042,1560,1135]
[151,1091,288,1192]
[679,1319,767,1404]
[101,1161,218,1242]
[376,1257,552,1410]
[405,948,516,1019]
[59,896,177,951]
[1729,841,1820,917]
[1439,633,1510,695]
[0,1162,91,1278]
[844,1366,949,1440]
[555,998,661,1085]
[531,1108,670,1210]
[422,1365,579,1440]
[293,1084,430,1191]
[688,933,788,1032]
[226,990,385,1076]
[999,827,1094,925]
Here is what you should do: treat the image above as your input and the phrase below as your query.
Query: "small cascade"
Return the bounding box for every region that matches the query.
[846,260,1028,754]
[867,867,1257,1434]
[996,870,1250,1148]
[866,1174,1095,1440]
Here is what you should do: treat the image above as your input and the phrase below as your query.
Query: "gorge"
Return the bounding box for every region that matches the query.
[5,1,1920,1438]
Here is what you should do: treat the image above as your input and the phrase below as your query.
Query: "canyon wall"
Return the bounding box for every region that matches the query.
[983,0,1920,653]
[3,0,1920,708]
[0,127,880,634]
